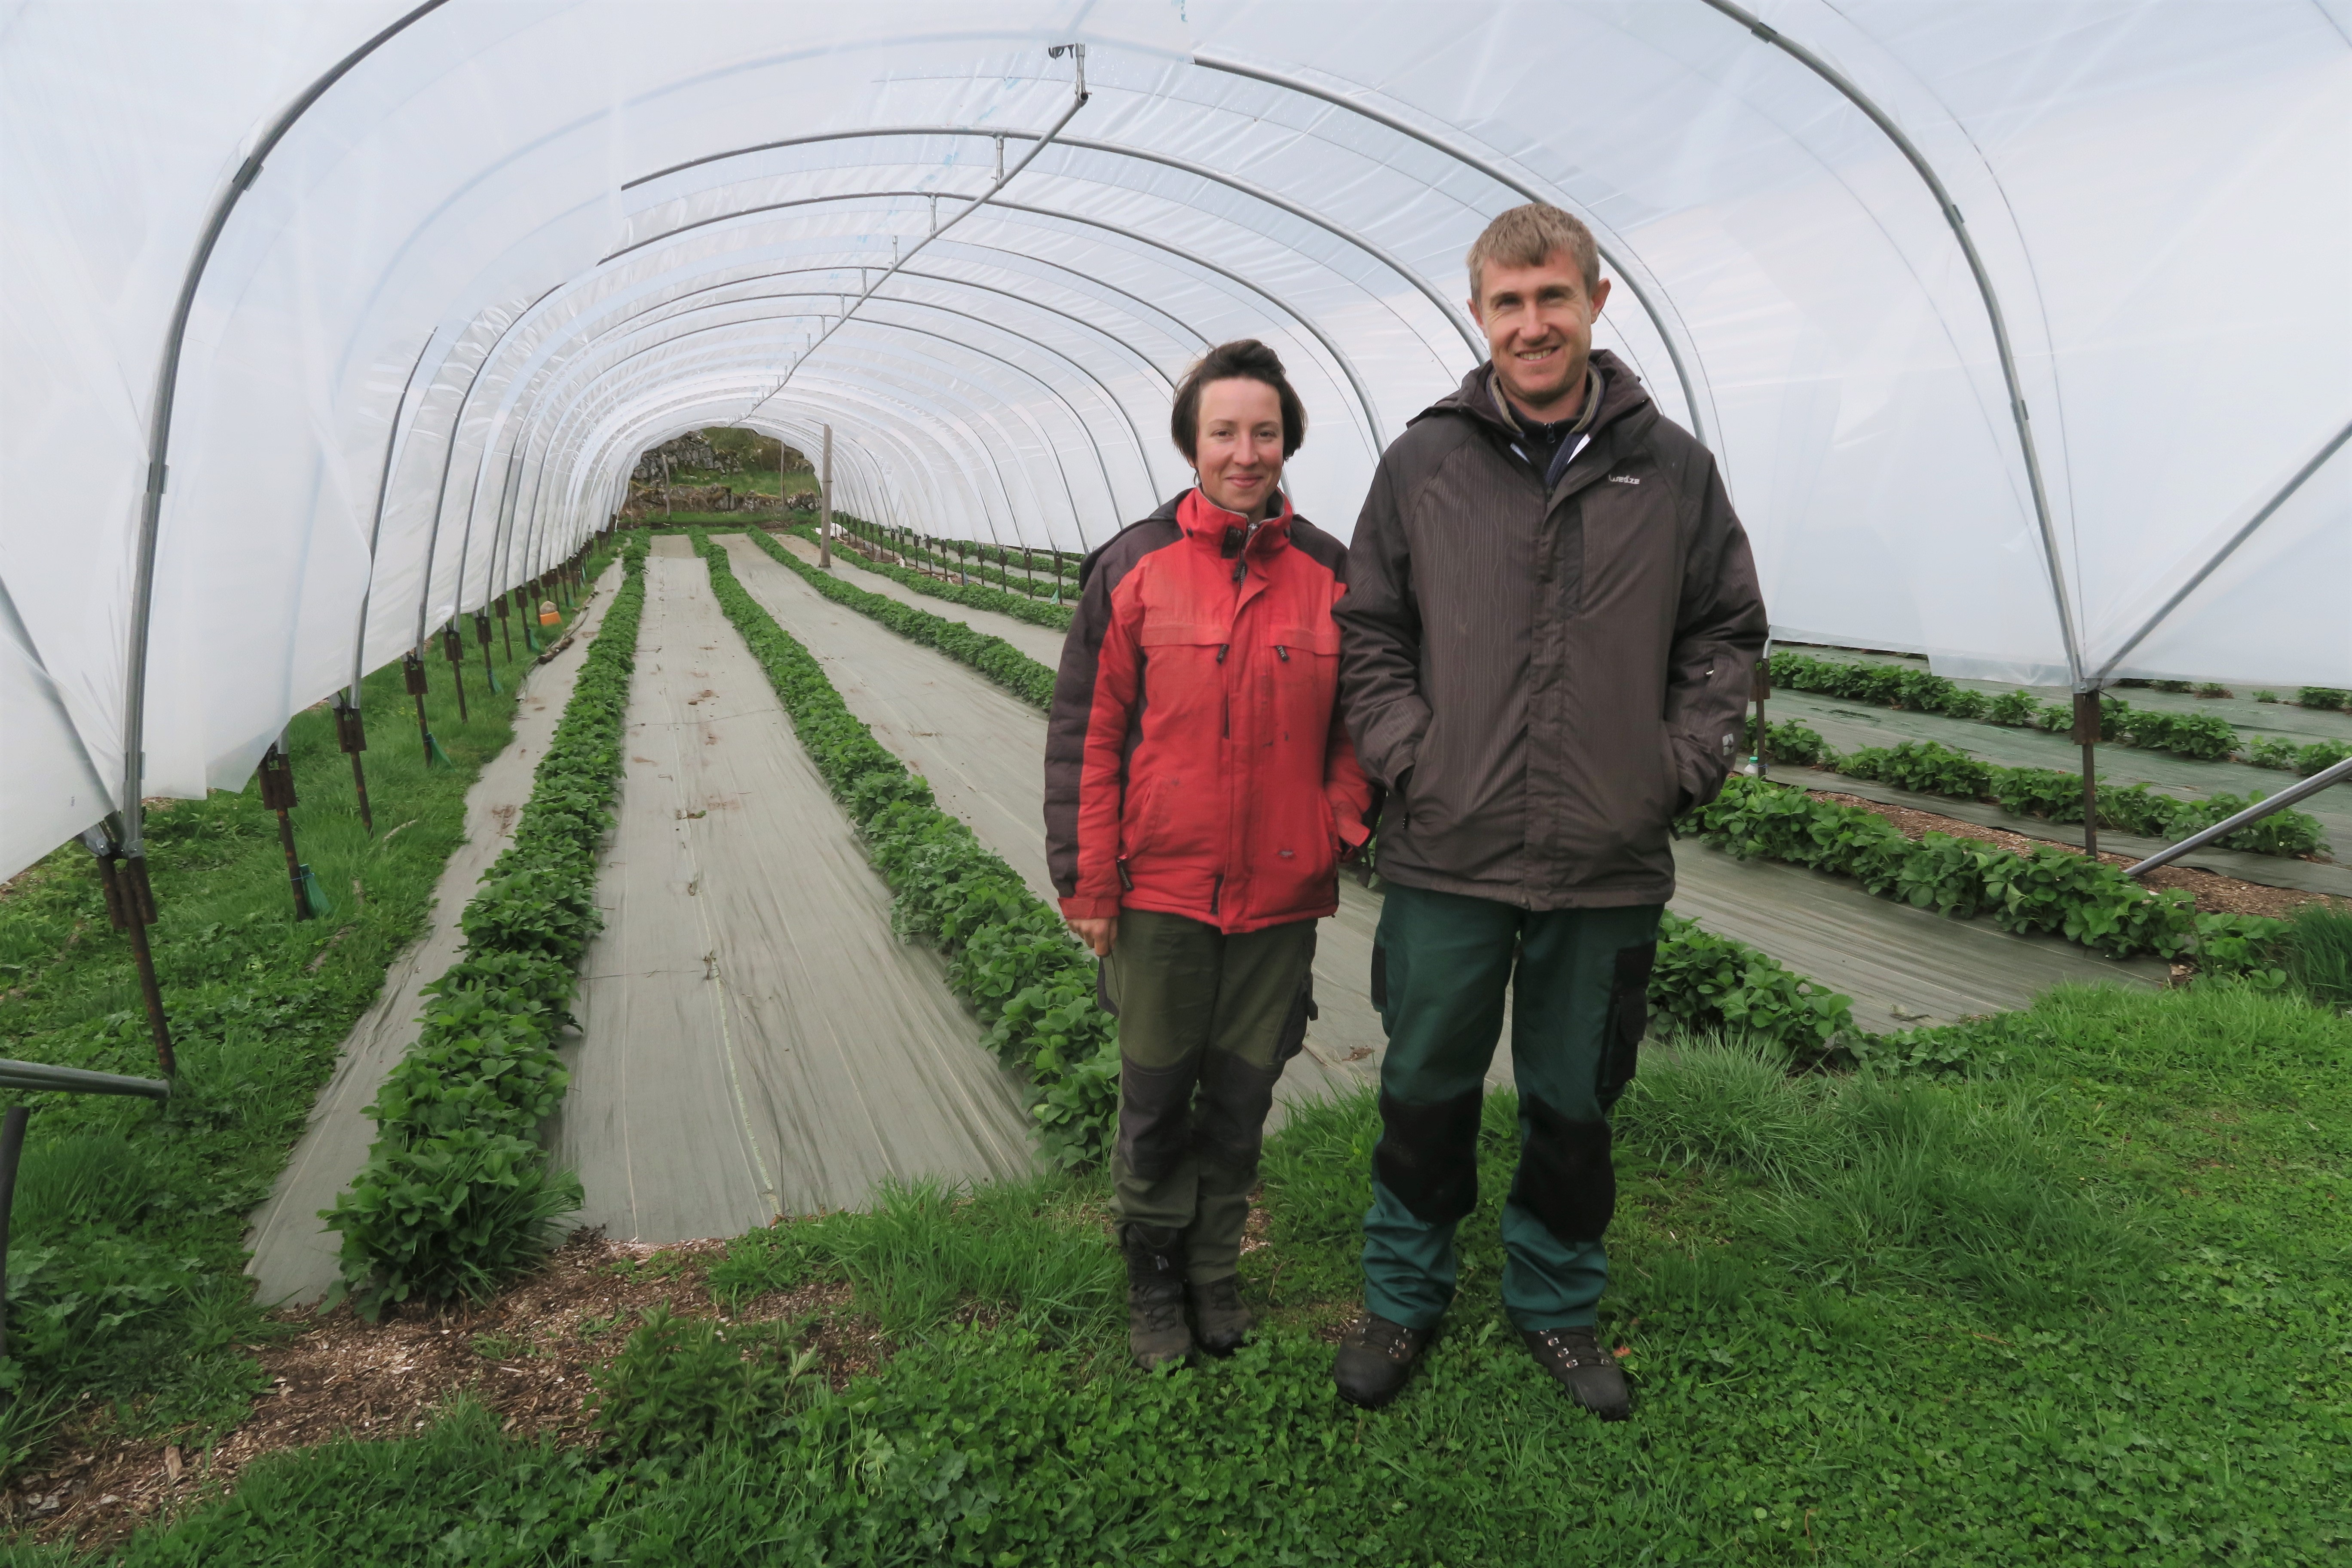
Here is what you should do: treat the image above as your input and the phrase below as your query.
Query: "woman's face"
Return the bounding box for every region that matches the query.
[1192,377,1285,521]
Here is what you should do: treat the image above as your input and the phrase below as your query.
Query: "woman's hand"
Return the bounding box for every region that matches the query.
[1068,915,1118,957]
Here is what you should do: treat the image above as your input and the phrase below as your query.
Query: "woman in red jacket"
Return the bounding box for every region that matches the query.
[1044,340,1373,1368]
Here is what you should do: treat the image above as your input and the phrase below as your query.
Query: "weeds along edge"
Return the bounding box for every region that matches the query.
[689,527,1118,1166]
[723,526,1867,1068]
[321,533,650,1318]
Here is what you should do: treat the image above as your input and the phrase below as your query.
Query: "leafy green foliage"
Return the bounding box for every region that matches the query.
[2296,686,2351,711]
[6,1130,163,1238]
[1649,911,1856,1057]
[587,1302,820,1461]
[0,540,621,1462]
[744,526,1057,710]
[109,981,2352,1567]
[322,535,647,1318]
[689,529,1122,1167]
[1770,650,2258,761]
[1837,739,2330,856]
[1739,713,1831,765]
[2283,901,2352,1009]
[832,516,1078,623]
[707,1174,1122,1341]
[2247,734,2352,776]
[1684,776,2293,969]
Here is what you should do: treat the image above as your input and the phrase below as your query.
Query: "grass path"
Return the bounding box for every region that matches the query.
[61,980,2352,1565]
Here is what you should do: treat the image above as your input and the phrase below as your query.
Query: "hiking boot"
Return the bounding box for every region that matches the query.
[1189,1276,1253,1357]
[1122,1225,1193,1370]
[1332,1312,1429,1409]
[1521,1326,1630,1420]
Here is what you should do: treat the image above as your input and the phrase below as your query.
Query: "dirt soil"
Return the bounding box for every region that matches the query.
[1811,790,2349,921]
[5,1233,875,1554]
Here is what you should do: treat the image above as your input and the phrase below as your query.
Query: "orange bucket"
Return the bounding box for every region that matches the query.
[538,600,560,627]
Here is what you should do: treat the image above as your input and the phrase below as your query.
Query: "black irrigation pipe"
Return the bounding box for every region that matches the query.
[0,1060,172,1358]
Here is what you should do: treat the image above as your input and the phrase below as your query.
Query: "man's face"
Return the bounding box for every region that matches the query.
[1471,248,1611,418]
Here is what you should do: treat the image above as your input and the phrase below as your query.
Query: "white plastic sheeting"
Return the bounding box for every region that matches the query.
[2,1,2346,881]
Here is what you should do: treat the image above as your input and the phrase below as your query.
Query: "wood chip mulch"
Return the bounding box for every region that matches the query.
[5,1233,877,1554]
[1808,790,2348,921]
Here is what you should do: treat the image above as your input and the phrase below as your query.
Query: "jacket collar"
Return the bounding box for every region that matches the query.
[1416,348,1651,441]
[1178,485,1295,561]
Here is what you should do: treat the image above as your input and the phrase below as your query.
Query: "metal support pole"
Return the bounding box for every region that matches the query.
[334,695,373,835]
[441,621,470,723]
[404,650,435,761]
[2073,690,2103,859]
[819,423,833,568]
[2124,755,2352,879]
[0,1104,28,1363]
[1750,658,1772,778]
[84,824,175,1077]
[257,741,312,921]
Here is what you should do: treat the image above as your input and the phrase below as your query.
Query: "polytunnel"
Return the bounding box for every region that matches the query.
[3,0,2349,884]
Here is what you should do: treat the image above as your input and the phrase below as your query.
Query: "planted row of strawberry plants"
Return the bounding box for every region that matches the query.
[1835,740,2329,858]
[689,528,1120,1166]
[744,526,1056,707]
[321,533,649,1318]
[836,517,1075,602]
[1770,650,2248,762]
[1684,775,2289,971]
[817,520,1076,632]
[1747,713,2328,858]
[749,530,1867,1063]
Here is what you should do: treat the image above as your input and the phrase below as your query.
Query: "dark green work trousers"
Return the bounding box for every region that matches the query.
[1103,910,1317,1285]
[1363,883,1660,1331]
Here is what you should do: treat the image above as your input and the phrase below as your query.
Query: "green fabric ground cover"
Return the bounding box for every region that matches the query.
[319,536,647,1319]
[75,981,2352,1566]
[0,544,620,1474]
[689,528,1124,1168]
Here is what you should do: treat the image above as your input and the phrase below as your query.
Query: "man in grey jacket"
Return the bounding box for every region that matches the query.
[1331,203,1766,1416]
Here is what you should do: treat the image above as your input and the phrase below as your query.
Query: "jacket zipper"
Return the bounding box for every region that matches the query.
[1116,856,1133,891]
[1210,872,1223,915]
[1275,645,1289,662]
[1217,643,1231,737]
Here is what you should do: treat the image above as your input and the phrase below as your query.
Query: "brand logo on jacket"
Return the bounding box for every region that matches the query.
[1608,474,1641,484]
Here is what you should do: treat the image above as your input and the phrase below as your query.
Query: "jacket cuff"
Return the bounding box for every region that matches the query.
[1061,894,1121,920]
[1335,812,1371,848]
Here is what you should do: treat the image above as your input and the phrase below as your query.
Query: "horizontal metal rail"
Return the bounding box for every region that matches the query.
[0,1058,172,1098]
[2122,756,2352,878]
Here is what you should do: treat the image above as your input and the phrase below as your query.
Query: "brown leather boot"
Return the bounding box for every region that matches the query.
[1188,1276,1253,1357]
[1122,1225,1193,1369]
[1332,1312,1430,1408]
[1521,1326,1631,1420]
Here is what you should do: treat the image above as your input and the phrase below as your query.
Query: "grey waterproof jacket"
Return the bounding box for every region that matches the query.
[1334,351,1767,910]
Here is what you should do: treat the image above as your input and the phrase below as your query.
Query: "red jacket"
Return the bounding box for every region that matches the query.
[1046,489,1373,934]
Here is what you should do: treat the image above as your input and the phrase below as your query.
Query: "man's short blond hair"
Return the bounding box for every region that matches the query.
[1466,203,1601,303]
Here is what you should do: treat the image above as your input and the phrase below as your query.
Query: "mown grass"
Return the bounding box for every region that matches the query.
[47,977,2349,1565]
[0,545,616,1473]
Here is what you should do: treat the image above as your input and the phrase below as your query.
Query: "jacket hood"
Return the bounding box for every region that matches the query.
[1416,348,1652,441]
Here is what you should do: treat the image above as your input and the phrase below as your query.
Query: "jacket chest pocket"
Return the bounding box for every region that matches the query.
[1263,623,1340,739]
[1136,620,1232,732]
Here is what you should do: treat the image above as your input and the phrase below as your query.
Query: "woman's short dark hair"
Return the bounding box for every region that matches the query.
[1170,339,1307,462]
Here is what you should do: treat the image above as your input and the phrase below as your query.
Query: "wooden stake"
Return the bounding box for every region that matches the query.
[2073,688,2103,859]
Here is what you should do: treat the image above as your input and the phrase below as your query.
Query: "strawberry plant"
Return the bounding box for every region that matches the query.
[323,533,647,1318]
[824,517,1076,631]
[1683,776,2290,972]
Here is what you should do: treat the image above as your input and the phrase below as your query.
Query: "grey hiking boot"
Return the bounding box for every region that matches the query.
[1189,1276,1253,1357]
[1521,1326,1631,1420]
[1332,1312,1429,1408]
[1122,1225,1193,1370]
